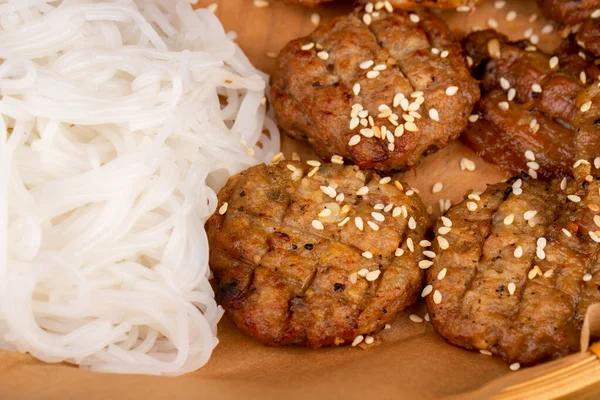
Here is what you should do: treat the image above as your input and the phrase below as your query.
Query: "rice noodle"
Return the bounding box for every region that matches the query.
[0,0,280,375]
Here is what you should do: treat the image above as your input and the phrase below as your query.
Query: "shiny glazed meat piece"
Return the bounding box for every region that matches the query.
[271,9,479,171]
[426,177,600,366]
[535,0,600,25]
[462,30,600,180]
[206,161,429,347]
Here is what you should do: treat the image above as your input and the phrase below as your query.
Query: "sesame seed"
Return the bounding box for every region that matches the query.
[466,55,474,67]
[499,101,509,111]
[318,208,331,218]
[374,203,385,210]
[404,121,418,132]
[531,83,542,93]
[480,349,493,356]
[528,266,540,280]
[593,215,600,228]
[524,210,538,221]
[371,212,385,222]
[384,324,391,329]
[373,64,387,71]
[421,285,433,297]
[437,268,447,280]
[574,159,590,168]
[419,260,433,269]
[594,157,600,169]
[446,86,459,96]
[366,71,380,79]
[433,290,442,304]
[408,217,417,230]
[360,60,374,69]
[407,238,415,252]
[508,282,516,295]
[420,240,432,248]
[352,335,364,346]
[428,108,441,121]
[541,24,553,34]
[360,128,374,138]
[581,101,592,113]
[562,228,572,237]
[352,83,361,96]
[567,195,581,203]
[307,160,321,167]
[507,88,516,101]
[457,5,471,12]
[253,0,269,7]
[440,50,449,58]
[503,214,514,225]
[409,314,424,323]
[529,13,538,23]
[514,246,523,258]
[438,227,451,236]
[544,269,553,278]
[592,9,600,18]
[363,13,372,25]
[312,220,324,230]
[487,18,499,29]
[364,335,374,345]
[358,109,369,118]
[362,251,373,259]
[348,135,361,146]
[527,161,540,171]
[537,237,547,249]
[460,158,476,172]
[338,217,350,226]
[392,207,402,218]
[350,117,360,130]
[500,77,510,90]
[524,28,533,38]
[467,202,478,211]
[530,34,539,45]
[395,248,404,257]
[366,270,381,281]
[432,182,444,194]
[560,177,568,191]
[266,51,279,59]
[403,114,415,123]
[536,248,546,260]
[358,268,369,278]
[410,13,420,23]
[423,250,437,259]
[379,176,391,185]
[584,273,593,282]
[510,363,520,371]
[355,217,364,231]
[468,114,479,123]
[393,93,404,108]
[437,236,449,250]
[384,1,393,12]
[310,12,320,25]
[524,150,535,161]
[506,10,517,22]
[218,202,228,215]
[468,193,481,201]
[367,221,379,231]
[590,231,600,243]
[494,0,506,8]
[581,71,587,85]
[271,152,284,163]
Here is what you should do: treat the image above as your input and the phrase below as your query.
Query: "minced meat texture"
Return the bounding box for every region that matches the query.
[536,0,600,25]
[271,9,479,171]
[426,177,600,366]
[206,161,429,348]
[461,30,600,180]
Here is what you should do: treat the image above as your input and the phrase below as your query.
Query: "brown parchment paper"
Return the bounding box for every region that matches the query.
[2,1,600,399]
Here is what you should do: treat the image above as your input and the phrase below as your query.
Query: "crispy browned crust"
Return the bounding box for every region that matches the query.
[206,162,429,348]
[271,10,479,171]
[461,30,600,180]
[426,177,600,366]
[536,0,600,26]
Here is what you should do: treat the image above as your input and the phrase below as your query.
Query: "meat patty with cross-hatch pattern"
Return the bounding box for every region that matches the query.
[206,161,429,347]
[271,9,479,171]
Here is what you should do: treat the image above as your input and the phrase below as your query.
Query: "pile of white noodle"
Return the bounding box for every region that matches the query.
[0,0,279,375]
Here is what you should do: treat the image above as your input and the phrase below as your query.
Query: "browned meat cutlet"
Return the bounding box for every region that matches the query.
[359,0,484,10]
[573,82,600,180]
[576,18,600,58]
[271,9,479,171]
[206,161,429,348]
[536,0,600,26]
[283,0,484,9]
[461,30,600,180]
[426,176,600,366]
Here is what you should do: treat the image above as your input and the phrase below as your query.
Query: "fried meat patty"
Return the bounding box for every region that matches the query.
[426,177,600,365]
[206,161,429,347]
[536,0,600,26]
[271,9,479,171]
[462,30,600,180]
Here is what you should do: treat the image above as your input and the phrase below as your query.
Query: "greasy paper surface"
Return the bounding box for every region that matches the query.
[0,1,598,399]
